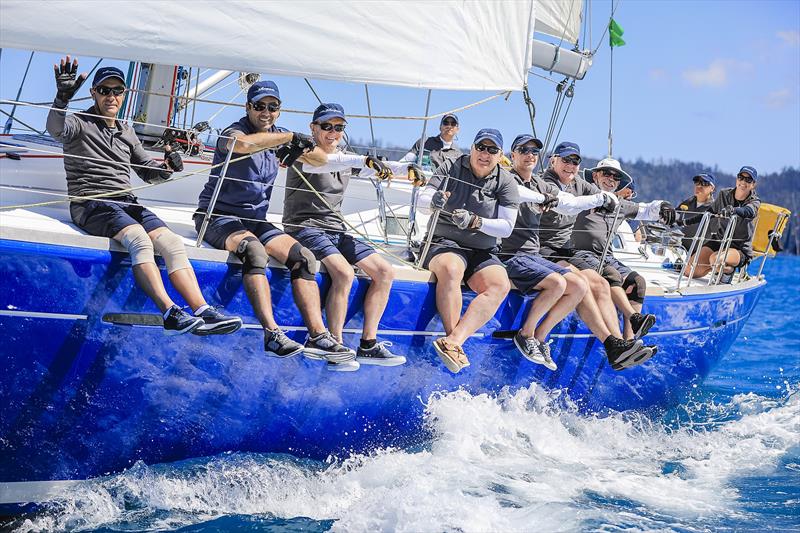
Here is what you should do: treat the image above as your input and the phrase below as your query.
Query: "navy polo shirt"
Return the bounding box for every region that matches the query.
[198,116,286,219]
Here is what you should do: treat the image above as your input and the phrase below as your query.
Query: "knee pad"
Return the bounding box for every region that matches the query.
[285,242,318,281]
[120,225,155,266]
[602,265,623,288]
[623,272,646,304]
[152,231,191,273]
[235,236,268,275]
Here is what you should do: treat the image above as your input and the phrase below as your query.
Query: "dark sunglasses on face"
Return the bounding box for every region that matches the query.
[561,156,581,166]
[693,179,712,187]
[737,174,754,184]
[515,146,540,155]
[600,169,620,180]
[94,85,126,96]
[316,122,346,132]
[474,143,501,155]
[441,120,458,126]
[251,101,280,113]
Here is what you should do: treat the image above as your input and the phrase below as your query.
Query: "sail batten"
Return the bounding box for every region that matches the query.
[0,0,554,92]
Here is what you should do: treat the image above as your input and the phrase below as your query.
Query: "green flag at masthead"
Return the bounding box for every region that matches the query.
[609,18,626,47]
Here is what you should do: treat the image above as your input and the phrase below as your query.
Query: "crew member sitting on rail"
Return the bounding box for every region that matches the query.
[194,81,353,361]
[500,134,588,371]
[573,158,675,341]
[538,142,656,370]
[682,166,762,282]
[417,128,519,373]
[47,56,241,336]
[400,114,462,171]
[284,103,408,370]
[677,172,716,251]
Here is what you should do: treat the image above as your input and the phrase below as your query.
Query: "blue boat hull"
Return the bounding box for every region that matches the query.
[0,238,764,486]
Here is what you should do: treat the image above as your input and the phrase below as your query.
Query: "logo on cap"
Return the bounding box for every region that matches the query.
[92,66,126,87]
[473,128,503,149]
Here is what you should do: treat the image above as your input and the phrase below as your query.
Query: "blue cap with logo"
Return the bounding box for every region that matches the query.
[553,141,580,158]
[693,172,716,186]
[473,128,503,149]
[312,103,346,123]
[92,66,126,87]
[738,165,758,182]
[440,113,459,126]
[511,134,543,152]
[247,81,281,104]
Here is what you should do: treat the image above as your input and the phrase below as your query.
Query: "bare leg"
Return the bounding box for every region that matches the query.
[534,272,587,341]
[225,230,278,330]
[685,246,714,278]
[427,253,467,335]
[320,254,355,340]
[447,265,510,345]
[355,254,394,340]
[580,269,622,338]
[518,273,566,338]
[610,286,637,340]
[265,234,326,336]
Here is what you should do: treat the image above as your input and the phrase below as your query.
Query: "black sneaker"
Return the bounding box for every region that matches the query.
[304,331,356,363]
[264,328,304,358]
[603,336,644,365]
[630,313,656,340]
[192,306,243,336]
[611,345,658,371]
[539,339,558,371]
[356,341,406,367]
[163,305,204,336]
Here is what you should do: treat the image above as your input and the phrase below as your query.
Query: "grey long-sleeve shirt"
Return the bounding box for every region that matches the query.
[46,101,170,198]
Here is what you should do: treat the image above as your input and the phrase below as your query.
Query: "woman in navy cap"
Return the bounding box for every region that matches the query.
[683,166,761,281]
[677,173,716,250]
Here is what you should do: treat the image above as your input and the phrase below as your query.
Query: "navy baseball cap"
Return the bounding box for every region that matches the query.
[440,114,459,125]
[553,141,580,158]
[248,81,281,104]
[92,66,126,87]
[312,103,346,123]
[511,134,543,152]
[738,166,758,182]
[693,173,716,186]
[473,128,503,149]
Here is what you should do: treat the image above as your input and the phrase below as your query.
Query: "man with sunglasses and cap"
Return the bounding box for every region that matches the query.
[400,113,462,171]
[682,166,761,281]
[47,56,241,336]
[538,142,657,370]
[284,102,411,370]
[194,81,353,360]
[677,173,716,251]
[573,158,675,341]
[416,128,519,373]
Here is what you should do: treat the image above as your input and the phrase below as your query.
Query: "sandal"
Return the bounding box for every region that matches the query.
[433,338,470,373]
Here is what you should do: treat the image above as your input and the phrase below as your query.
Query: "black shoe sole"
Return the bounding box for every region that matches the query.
[612,346,658,370]
[633,314,656,340]
[192,319,243,336]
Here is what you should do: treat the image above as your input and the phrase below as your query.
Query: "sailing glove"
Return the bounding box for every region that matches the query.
[407,163,427,186]
[431,190,448,210]
[276,132,314,168]
[540,192,559,212]
[54,57,88,103]
[451,209,481,230]
[597,190,619,214]
[718,205,735,218]
[658,201,676,225]
[365,155,392,180]
[164,148,184,173]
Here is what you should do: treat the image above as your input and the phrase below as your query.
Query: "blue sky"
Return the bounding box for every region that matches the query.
[1,0,798,174]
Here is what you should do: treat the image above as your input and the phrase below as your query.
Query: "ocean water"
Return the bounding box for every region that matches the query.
[12,257,800,533]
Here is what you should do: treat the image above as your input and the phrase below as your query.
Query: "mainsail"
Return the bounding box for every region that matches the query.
[0,0,572,92]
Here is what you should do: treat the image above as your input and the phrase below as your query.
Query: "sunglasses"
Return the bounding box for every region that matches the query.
[474,143,501,155]
[737,174,754,184]
[251,101,280,113]
[441,120,458,126]
[315,122,346,132]
[561,156,581,166]
[693,179,712,187]
[600,169,621,180]
[94,85,126,96]
[515,146,540,155]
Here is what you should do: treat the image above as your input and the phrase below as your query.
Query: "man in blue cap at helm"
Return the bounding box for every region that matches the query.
[417,128,520,373]
[47,55,241,337]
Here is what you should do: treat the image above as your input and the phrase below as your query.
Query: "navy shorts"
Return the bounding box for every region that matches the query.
[704,238,749,267]
[422,237,504,281]
[539,245,595,272]
[289,227,375,265]
[504,253,570,295]
[572,250,629,287]
[193,211,284,250]
[70,197,167,238]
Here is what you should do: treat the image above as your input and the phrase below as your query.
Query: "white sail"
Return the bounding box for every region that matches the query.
[535,0,583,44]
[0,0,543,92]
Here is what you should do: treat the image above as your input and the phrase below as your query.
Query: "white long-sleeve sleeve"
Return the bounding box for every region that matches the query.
[417,186,437,215]
[516,184,546,205]
[301,152,365,173]
[552,191,606,216]
[479,205,517,238]
[636,200,663,221]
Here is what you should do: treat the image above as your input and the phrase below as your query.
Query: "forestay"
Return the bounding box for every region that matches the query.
[1,0,550,92]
